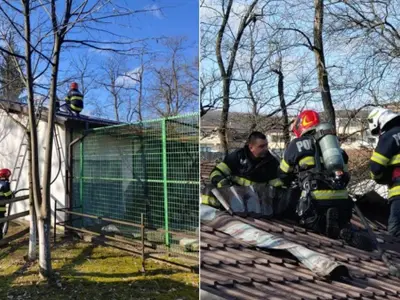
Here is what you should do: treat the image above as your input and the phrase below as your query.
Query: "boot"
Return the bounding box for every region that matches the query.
[326,207,340,239]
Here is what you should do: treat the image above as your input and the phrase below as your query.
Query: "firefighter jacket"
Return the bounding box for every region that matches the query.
[278,136,350,201]
[201,146,282,207]
[0,179,12,213]
[370,125,400,200]
[65,88,84,113]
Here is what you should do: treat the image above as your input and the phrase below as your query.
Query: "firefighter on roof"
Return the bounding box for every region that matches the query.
[0,168,12,240]
[368,107,400,237]
[56,82,84,116]
[278,109,372,250]
[201,131,283,207]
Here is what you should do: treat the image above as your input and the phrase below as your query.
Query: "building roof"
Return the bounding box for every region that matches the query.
[201,110,286,133]
[201,109,372,136]
[200,162,400,300]
[201,216,400,300]
[0,99,120,128]
[331,109,370,119]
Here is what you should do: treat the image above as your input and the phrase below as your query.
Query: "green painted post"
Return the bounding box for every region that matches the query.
[161,118,170,247]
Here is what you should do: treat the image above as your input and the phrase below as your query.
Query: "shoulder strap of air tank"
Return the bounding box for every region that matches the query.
[312,136,323,173]
[314,127,335,141]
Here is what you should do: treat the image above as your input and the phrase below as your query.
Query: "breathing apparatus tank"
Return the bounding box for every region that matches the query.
[313,122,345,177]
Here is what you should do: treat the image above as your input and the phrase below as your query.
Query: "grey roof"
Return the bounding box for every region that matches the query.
[322,109,370,119]
[56,110,120,126]
[0,99,120,127]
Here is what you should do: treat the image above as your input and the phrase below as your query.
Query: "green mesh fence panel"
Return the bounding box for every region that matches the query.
[70,113,199,259]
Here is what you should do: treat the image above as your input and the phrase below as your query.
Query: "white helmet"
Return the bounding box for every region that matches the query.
[368,107,399,135]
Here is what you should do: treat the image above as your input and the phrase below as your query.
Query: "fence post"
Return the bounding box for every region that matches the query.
[161,118,170,247]
[79,139,84,222]
[141,213,146,272]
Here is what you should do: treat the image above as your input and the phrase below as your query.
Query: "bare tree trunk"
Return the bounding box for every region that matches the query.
[219,80,230,155]
[113,92,120,122]
[22,0,42,270]
[215,0,233,156]
[137,66,144,122]
[215,0,259,155]
[40,0,72,278]
[274,62,290,146]
[248,84,258,132]
[40,37,64,279]
[313,0,335,131]
[28,199,37,260]
[26,131,37,261]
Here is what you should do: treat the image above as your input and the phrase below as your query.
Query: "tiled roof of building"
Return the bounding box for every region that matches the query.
[201,215,400,300]
[200,161,400,300]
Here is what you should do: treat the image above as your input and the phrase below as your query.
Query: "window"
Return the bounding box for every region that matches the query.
[200,145,213,152]
[271,135,281,143]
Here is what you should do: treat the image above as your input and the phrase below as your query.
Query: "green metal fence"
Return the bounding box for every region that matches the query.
[70,113,199,259]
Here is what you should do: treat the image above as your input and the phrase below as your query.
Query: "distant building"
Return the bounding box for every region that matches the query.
[201,109,377,159]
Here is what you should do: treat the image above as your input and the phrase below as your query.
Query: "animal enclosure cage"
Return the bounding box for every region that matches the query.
[68,113,199,258]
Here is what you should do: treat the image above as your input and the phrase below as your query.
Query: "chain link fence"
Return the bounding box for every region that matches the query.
[70,113,199,260]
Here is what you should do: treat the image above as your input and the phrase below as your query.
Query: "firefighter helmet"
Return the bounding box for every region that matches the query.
[0,168,11,179]
[368,107,399,136]
[292,110,321,138]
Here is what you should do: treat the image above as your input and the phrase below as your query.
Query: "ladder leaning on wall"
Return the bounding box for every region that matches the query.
[2,107,65,236]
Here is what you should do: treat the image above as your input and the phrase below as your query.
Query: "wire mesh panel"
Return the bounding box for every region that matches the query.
[70,113,199,259]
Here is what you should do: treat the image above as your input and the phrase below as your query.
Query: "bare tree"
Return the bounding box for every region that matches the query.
[313,0,335,129]
[148,37,198,118]
[233,15,315,143]
[97,49,153,122]
[277,0,336,130]
[235,21,274,132]
[204,0,262,154]
[271,56,290,145]
[70,54,97,97]
[99,55,127,121]
[0,30,24,101]
[326,0,400,104]
[129,49,147,122]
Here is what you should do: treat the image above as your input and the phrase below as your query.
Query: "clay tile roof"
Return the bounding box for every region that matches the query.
[200,163,400,300]
[201,216,400,300]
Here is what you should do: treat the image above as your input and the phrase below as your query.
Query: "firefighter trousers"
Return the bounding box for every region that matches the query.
[389,197,400,237]
[302,198,354,234]
[0,210,5,240]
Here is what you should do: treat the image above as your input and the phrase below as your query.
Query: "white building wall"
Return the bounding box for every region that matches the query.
[0,111,67,226]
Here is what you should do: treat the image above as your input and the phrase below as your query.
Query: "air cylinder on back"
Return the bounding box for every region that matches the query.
[314,123,344,173]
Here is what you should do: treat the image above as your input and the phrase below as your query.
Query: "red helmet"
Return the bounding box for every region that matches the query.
[292,110,320,138]
[0,168,11,179]
[70,82,78,90]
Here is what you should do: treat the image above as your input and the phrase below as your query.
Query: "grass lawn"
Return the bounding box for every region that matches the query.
[0,223,199,300]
